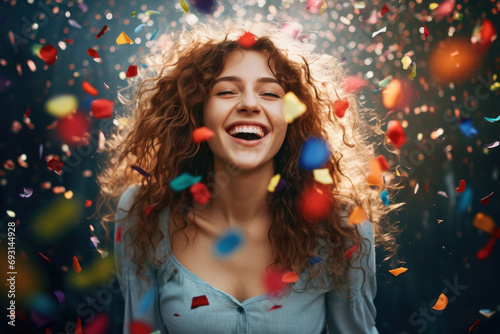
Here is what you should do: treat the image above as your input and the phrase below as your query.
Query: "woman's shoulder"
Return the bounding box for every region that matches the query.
[117,184,142,214]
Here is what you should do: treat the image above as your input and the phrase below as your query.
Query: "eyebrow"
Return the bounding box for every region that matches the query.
[212,76,282,86]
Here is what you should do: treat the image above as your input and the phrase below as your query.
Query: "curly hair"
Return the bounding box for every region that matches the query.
[93,21,404,298]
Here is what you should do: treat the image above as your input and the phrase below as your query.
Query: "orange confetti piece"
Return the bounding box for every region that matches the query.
[431,293,448,311]
[91,99,114,118]
[333,99,349,118]
[72,256,82,273]
[348,206,367,225]
[238,31,257,48]
[82,81,99,96]
[39,251,52,263]
[85,199,92,207]
[116,31,134,45]
[192,126,215,143]
[281,271,299,283]
[388,267,408,276]
[473,213,495,234]
[367,159,383,187]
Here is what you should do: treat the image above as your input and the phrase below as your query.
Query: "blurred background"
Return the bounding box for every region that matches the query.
[0,0,499,333]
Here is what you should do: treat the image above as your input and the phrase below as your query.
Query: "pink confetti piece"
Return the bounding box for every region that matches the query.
[437,191,448,198]
[68,19,82,29]
[485,141,499,148]
[53,290,65,303]
[19,187,33,198]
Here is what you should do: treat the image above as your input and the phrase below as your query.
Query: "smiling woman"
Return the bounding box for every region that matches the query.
[93,22,402,334]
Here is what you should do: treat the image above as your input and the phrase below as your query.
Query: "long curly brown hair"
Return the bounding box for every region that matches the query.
[93,22,404,298]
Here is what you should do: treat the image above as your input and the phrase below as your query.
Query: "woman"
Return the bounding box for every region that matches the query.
[96,22,400,334]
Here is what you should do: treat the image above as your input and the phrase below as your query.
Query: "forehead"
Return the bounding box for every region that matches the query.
[219,49,276,76]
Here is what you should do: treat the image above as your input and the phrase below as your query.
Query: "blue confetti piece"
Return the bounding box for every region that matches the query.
[380,190,390,206]
[299,137,330,170]
[137,284,155,314]
[484,115,500,123]
[309,256,323,264]
[213,228,244,258]
[169,172,202,191]
[458,118,478,138]
[134,23,147,34]
[141,63,148,68]
[372,87,382,94]
[456,187,473,214]
[149,27,159,41]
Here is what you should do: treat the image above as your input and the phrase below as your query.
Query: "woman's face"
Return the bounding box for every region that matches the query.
[203,49,288,171]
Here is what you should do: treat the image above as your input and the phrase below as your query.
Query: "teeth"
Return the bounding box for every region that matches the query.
[228,125,265,138]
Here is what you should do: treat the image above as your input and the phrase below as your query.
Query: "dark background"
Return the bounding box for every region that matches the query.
[1,0,499,333]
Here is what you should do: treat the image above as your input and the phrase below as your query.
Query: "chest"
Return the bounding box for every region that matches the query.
[168,213,275,303]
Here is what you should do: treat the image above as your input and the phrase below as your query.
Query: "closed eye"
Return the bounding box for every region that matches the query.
[216,90,280,98]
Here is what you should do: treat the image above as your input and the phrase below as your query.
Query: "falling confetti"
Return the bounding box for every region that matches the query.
[149,28,159,41]
[129,321,153,334]
[459,119,478,138]
[348,206,367,225]
[468,319,481,333]
[82,81,99,96]
[313,168,333,184]
[401,56,412,70]
[91,99,114,118]
[39,251,52,263]
[456,179,466,193]
[134,23,147,34]
[299,137,330,170]
[309,256,323,264]
[192,126,215,143]
[180,0,189,13]
[87,48,100,59]
[473,213,495,234]
[479,309,496,318]
[116,226,124,243]
[39,44,58,65]
[238,31,257,48]
[213,228,244,258]
[267,173,281,192]
[480,192,494,206]
[423,25,430,38]
[47,159,64,173]
[299,183,333,223]
[145,205,154,216]
[19,187,33,198]
[484,115,500,123]
[305,0,325,14]
[116,31,134,44]
[72,256,82,273]
[282,271,299,283]
[269,305,282,311]
[283,91,307,123]
[333,99,349,118]
[380,190,390,206]
[126,65,138,77]
[191,295,209,309]
[96,25,108,39]
[386,120,406,148]
[130,165,150,177]
[389,267,408,276]
[170,173,203,191]
[372,27,387,38]
[345,244,358,259]
[432,293,448,310]
[53,291,65,303]
[380,4,390,16]
[485,141,499,149]
[189,182,211,205]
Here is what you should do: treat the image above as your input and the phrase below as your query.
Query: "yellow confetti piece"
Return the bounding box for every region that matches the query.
[313,168,333,184]
[64,190,73,199]
[432,293,448,311]
[354,2,366,9]
[348,206,367,225]
[116,31,134,45]
[283,91,306,123]
[45,94,78,118]
[429,3,439,10]
[144,10,160,16]
[180,0,189,13]
[6,210,16,218]
[493,74,497,81]
[490,82,500,91]
[473,213,495,234]
[131,11,136,17]
[401,56,412,70]
[408,64,417,79]
[389,267,408,276]
[282,271,299,283]
[320,1,327,15]
[267,173,281,192]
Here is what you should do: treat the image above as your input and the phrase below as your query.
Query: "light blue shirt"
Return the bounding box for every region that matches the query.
[115,185,379,334]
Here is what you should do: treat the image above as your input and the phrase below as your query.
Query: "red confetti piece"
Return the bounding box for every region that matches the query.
[190,182,211,205]
[263,267,288,297]
[192,126,215,143]
[345,244,358,259]
[56,112,91,145]
[480,192,493,206]
[492,227,500,239]
[116,226,124,243]
[72,256,82,273]
[65,38,73,44]
[24,104,30,117]
[91,99,114,118]
[173,313,180,317]
[126,65,138,77]
[333,99,349,118]
[425,184,429,190]
[85,199,92,208]
[386,120,406,148]
[145,205,154,216]
[380,4,390,16]
[96,25,108,39]
[268,305,282,311]
[476,236,497,260]
[47,158,63,173]
[298,183,333,223]
[238,31,257,48]
[468,318,480,333]
[87,48,100,58]
[75,317,82,334]
[39,44,58,65]
[129,321,153,334]
[191,295,209,309]
[39,251,52,263]
[423,25,430,38]
[130,165,150,177]
[82,81,99,96]
[376,155,389,171]
[416,91,420,100]
[456,179,466,193]
[282,271,299,283]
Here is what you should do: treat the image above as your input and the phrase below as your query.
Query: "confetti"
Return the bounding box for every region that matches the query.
[283,91,307,123]
[126,65,138,77]
[298,183,333,223]
[267,173,281,192]
[344,75,368,93]
[281,22,303,39]
[437,191,448,198]
[414,183,419,194]
[131,11,136,17]
[468,319,480,333]
[45,95,78,117]
[145,206,154,216]
[96,25,108,39]
[39,251,52,263]
[372,27,387,38]
[309,256,323,264]
[116,226,124,243]
[456,179,466,193]
[173,313,180,317]
[380,4,390,16]
[129,321,153,334]
[180,0,189,13]
[367,159,383,186]
[87,48,100,59]
[401,56,412,70]
[213,228,244,258]
[477,235,497,260]
[423,25,430,38]
[75,317,82,334]
[130,165,150,177]
[144,10,160,16]
[480,192,493,206]
[378,76,393,87]
[116,31,134,45]
[473,213,495,234]
[47,159,63,173]
[53,291,65,303]
[389,267,408,276]
[333,99,349,118]
[189,182,211,205]
[345,244,358,259]
[82,81,98,96]
[305,0,324,14]
[298,137,330,170]
[479,309,496,318]
[275,178,288,190]
[91,99,114,118]
[39,44,58,66]
[19,187,33,198]
[431,0,456,22]
[485,141,499,149]
[65,38,73,44]
[459,118,478,138]
[282,271,299,283]
[484,115,500,123]
[313,168,333,184]
[134,23,147,34]
[376,155,390,171]
[380,190,390,206]
[192,126,215,143]
[408,62,417,79]
[238,31,257,48]
[431,293,448,310]
[68,19,82,29]
[191,295,209,309]
[347,206,367,225]
[386,120,406,148]
[170,173,203,191]
[149,28,159,41]
[72,256,82,273]
[269,305,282,311]
[24,104,30,117]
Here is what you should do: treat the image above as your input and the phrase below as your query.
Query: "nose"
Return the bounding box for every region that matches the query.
[237,91,262,113]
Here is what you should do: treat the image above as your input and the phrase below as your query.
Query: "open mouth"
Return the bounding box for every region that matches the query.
[229,132,263,141]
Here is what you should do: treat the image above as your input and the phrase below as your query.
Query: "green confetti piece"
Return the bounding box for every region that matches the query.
[144,10,160,16]
[131,11,136,17]
[378,76,393,87]
[180,0,189,13]
[170,173,203,191]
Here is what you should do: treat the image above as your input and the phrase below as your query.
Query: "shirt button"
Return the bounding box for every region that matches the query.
[237,306,244,313]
